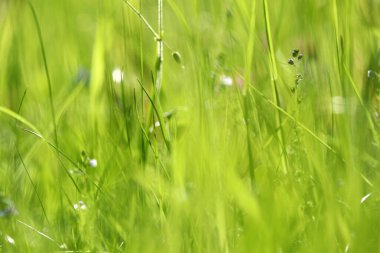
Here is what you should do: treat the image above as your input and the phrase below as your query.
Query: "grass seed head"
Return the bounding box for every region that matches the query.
[292,49,299,57]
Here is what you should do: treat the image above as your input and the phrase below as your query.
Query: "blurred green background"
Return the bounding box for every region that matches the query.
[1,0,380,252]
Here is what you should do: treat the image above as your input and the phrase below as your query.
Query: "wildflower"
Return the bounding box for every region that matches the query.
[74,68,90,85]
[234,75,245,90]
[112,68,124,83]
[88,159,97,168]
[74,200,87,210]
[220,75,233,87]
[5,235,15,245]
[0,195,18,217]
[149,121,161,133]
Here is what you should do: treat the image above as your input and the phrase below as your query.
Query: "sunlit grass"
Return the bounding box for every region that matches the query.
[1,0,380,252]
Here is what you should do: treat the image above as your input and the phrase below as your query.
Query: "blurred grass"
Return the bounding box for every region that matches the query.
[1,0,380,252]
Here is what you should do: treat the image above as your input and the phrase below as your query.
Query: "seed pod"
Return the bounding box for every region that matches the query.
[298,54,303,60]
[292,49,299,57]
[172,51,182,65]
[288,58,295,65]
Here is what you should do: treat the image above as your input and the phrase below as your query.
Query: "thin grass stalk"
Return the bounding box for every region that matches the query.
[156,0,163,95]
[28,1,58,147]
[242,1,262,189]
[17,150,50,224]
[262,0,288,174]
[124,0,171,154]
[154,0,172,151]
[138,1,147,163]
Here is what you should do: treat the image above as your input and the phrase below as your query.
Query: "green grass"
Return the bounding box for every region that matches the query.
[1,0,380,252]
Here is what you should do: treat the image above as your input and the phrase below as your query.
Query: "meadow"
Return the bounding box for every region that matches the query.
[1,0,380,252]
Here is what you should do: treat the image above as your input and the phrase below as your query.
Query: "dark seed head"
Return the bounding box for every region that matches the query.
[288,59,295,65]
[368,70,375,78]
[298,54,303,60]
[172,51,182,65]
[292,49,299,57]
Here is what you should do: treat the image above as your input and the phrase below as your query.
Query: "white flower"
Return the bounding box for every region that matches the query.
[149,121,161,133]
[220,75,233,87]
[74,200,87,210]
[112,68,124,83]
[5,235,15,245]
[88,159,97,168]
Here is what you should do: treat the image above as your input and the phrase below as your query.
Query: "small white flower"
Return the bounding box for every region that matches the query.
[88,159,97,168]
[331,96,345,114]
[112,68,124,83]
[5,235,15,245]
[79,201,87,210]
[220,75,233,87]
[149,121,161,133]
[74,200,87,210]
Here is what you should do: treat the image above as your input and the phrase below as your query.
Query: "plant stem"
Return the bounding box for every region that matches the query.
[156,0,164,95]
[28,1,58,147]
[262,0,288,174]
[122,0,160,40]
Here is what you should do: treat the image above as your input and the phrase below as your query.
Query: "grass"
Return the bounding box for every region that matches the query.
[1,0,380,252]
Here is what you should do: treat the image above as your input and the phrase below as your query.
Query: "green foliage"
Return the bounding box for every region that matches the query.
[1,0,380,252]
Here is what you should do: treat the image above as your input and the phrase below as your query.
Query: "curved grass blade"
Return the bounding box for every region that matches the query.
[0,106,42,135]
[28,1,58,146]
[137,80,171,151]
[17,150,50,224]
